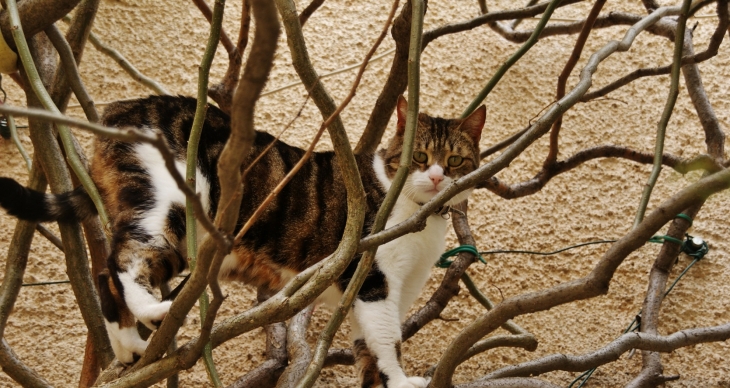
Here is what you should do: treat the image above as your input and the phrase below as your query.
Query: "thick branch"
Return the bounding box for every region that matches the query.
[429,165,730,386]
[354,0,412,155]
[0,163,49,387]
[0,0,81,50]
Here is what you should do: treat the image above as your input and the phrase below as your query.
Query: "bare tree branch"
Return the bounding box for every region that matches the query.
[298,0,325,27]
[457,377,562,388]
[0,162,50,387]
[276,305,314,388]
[0,0,81,50]
[209,0,251,114]
[545,0,606,166]
[354,0,412,155]
[480,322,730,380]
[191,0,236,55]
[477,145,686,199]
[430,165,730,387]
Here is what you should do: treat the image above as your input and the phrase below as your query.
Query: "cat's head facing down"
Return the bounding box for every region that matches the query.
[378,96,486,206]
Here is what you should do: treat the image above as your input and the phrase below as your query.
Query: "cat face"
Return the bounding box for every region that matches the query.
[381,97,485,206]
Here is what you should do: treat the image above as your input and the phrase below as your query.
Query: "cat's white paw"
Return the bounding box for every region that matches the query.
[105,320,149,364]
[135,300,172,330]
[393,376,430,388]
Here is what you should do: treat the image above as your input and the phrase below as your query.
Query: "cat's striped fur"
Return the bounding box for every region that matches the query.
[0,95,484,388]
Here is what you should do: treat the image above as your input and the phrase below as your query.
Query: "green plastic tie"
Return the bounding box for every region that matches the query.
[648,235,684,245]
[675,213,693,227]
[437,245,486,268]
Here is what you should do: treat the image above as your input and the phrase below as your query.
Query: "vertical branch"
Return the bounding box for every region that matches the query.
[275,306,314,388]
[186,0,226,384]
[6,0,109,228]
[544,0,605,167]
[354,0,412,155]
[191,0,236,55]
[208,0,251,114]
[0,161,50,387]
[630,6,728,384]
[44,24,99,123]
[295,0,409,385]
[7,0,114,369]
[633,0,693,228]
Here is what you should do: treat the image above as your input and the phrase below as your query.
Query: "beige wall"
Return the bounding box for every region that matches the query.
[0,0,728,386]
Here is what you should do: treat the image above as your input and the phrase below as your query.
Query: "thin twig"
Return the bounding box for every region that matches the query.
[44,24,100,123]
[544,0,605,167]
[462,0,565,118]
[186,0,227,383]
[633,0,692,228]
[78,21,171,95]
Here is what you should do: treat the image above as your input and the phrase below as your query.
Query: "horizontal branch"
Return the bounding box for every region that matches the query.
[422,0,583,48]
[477,145,686,199]
[481,322,730,380]
[457,377,562,388]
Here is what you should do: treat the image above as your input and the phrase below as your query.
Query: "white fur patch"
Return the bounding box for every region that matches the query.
[373,153,472,207]
[118,266,172,329]
[105,319,149,364]
[133,142,211,240]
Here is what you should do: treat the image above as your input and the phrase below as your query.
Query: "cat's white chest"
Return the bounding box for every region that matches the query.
[375,199,447,300]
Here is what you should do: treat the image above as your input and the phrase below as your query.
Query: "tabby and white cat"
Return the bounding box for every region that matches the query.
[0,95,484,388]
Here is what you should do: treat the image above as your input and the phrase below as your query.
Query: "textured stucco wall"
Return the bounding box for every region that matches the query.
[0,0,729,386]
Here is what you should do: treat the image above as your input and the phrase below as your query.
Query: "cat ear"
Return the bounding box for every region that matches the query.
[459,105,486,144]
[396,95,408,136]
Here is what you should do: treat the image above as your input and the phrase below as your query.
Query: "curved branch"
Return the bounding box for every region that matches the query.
[298,0,325,27]
[582,2,728,102]
[481,322,730,380]
[0,0,81,50]
[421,0,582,48]
[354,0,412,154]
[429,164,730,386]
[477,145,685,199]
[457,377,561,388]
[545,0,606,167]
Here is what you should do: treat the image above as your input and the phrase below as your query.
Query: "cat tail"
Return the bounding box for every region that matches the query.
[0,177,97,223]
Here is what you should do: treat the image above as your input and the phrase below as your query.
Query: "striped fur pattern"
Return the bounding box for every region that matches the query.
[0,95,484,387]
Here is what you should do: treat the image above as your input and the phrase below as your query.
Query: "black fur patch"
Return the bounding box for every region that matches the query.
[98,271,121,323]
[339,255,389,302]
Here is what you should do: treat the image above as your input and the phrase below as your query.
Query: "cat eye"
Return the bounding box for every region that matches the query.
[447,155,463,167]
[413,152,428,163]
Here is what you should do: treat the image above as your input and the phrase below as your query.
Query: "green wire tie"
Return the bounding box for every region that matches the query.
[675,213,693,227]
[437,245,486,268]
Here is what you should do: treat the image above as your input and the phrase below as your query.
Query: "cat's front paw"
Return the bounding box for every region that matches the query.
[135,300,172,330]
[393,376,430,388]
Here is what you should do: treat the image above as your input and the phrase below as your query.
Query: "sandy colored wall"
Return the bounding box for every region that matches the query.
[0,0,729,386]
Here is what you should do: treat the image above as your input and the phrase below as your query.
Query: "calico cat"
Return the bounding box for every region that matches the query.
[0,95,484,388]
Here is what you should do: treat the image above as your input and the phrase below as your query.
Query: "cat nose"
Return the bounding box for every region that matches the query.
[428,165,444,187]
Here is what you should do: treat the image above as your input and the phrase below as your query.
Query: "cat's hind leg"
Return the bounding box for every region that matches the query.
[351,298,429,388]
[98,269,149,364]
